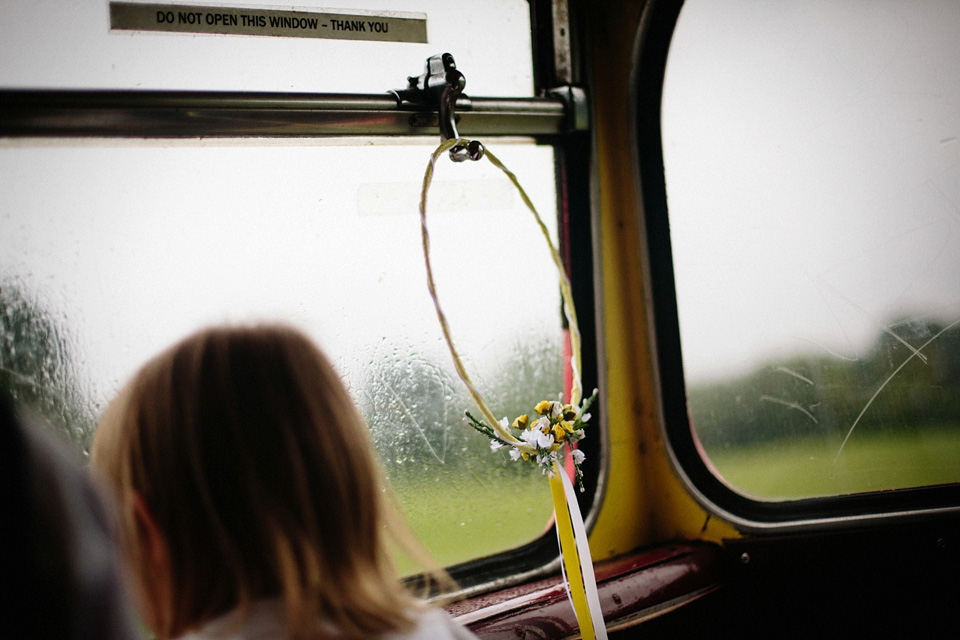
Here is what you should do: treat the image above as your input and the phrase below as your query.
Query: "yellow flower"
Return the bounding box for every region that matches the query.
[552,424,567,442]
[512,414,529,429]
[535,400,553,415]
[562,404,577,421]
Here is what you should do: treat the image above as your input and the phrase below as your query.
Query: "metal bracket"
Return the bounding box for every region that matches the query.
[546,85,589,133]
[396,53,484,162]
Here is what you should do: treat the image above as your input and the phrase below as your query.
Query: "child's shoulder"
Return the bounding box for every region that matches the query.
[382,607,477,640]
[174,601,476,640]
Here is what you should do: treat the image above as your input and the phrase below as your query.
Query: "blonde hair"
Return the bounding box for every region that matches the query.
[92,325,441,639]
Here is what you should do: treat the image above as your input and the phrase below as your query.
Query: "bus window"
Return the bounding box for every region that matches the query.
[0,0,596,587]
[659,0,960,509]
[0,140,563,570]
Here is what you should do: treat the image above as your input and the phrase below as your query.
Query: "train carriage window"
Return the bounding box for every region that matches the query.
[1,0,595,583]
[658,0,960,513]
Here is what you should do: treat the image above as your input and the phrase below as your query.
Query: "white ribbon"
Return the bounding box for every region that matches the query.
[558,468,607,639]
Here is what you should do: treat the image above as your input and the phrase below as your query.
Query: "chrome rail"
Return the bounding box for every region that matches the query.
[0,90,569,138]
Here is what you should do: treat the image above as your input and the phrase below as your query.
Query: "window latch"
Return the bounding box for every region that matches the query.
[395,53,484,162]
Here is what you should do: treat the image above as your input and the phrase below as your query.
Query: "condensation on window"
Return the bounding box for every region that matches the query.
[0,0,534,96]
[663,0,960,500]
[0,139,560,566]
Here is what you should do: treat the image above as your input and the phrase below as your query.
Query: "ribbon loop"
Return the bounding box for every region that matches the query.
[419,138,606,639]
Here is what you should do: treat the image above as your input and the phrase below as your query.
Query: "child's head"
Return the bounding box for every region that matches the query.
[92,325,421,639]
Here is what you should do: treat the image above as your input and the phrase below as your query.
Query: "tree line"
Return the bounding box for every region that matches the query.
[1,277,565,477]
[687,319,960,452]
[0,279,93,454]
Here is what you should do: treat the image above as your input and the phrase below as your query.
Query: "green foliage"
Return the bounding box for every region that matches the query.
[688,319,960,454]
[357,332,564,480]
[0,279,93,454]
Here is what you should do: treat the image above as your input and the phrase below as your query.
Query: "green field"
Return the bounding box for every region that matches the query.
[391,468,555,573]
[387,429,960,574]
[707,427,960,500]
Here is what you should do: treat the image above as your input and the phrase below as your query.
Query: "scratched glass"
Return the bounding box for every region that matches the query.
[663,0,960,499]
[0,140,559,568]
[0,0,534,96]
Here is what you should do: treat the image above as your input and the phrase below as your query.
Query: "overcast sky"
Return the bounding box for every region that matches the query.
[0,0,533,95]
[663,0,960,382]
[0,0,560,414]
[0,140,560,413]
[5,0,960,403]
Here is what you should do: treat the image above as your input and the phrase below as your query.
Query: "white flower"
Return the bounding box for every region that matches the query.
[522,428,540,446]
[538,452,557,474]
[499,417,509,429]
[580,412,591,424]
[571,449,586,465]
[490,440,504,451]
[535,430,555,449]
[549,403,561,419]
[509,448,522,461]
[533,416,551,432]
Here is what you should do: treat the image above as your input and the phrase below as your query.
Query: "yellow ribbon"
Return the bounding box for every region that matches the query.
[550,464,595,640]
[419,138,606,639]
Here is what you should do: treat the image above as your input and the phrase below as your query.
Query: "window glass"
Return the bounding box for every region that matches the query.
[663,1,960,500]
[0,138,560,567]
[0,0,534,96]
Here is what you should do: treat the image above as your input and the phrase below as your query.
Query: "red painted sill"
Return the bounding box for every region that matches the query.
[447,542,722,638]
